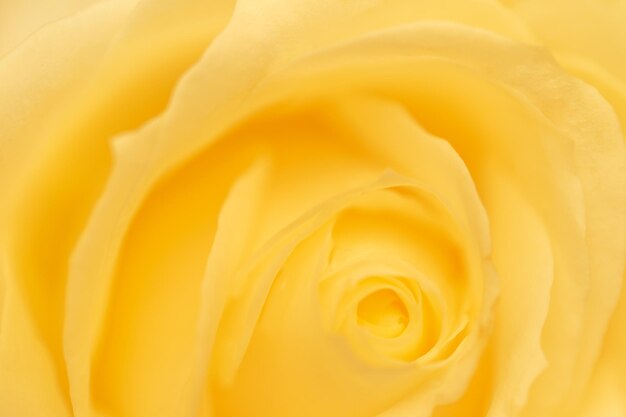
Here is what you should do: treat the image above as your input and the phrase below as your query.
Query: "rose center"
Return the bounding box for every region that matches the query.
[356,288,409,338]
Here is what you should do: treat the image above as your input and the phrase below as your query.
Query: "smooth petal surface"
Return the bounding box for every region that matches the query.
[66,17,623,417]
[253,22,625,415]
[0,2,136,415]
[0,0,112,56]
[1,0,235,416]
[500,1,626,414]
[2,1,625,417]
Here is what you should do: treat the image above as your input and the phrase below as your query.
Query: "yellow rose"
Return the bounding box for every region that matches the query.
[0,1,624,417]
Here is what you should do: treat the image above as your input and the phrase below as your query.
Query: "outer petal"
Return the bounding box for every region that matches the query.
[501,0,626,414]
[576,281,626,417]
[0,0,114,56]
[0,2,136,415]
[505,0,626,90]
[0,0,135,199]
[1,0,235,416]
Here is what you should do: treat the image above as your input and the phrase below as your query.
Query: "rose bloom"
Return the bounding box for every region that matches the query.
[0,0,625,417]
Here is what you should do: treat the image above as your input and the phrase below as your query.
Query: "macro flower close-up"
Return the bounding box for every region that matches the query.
[0,1,625,417]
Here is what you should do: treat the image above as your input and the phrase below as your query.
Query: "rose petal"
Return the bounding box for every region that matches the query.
[0,0,116,57]
[0,2,136,415]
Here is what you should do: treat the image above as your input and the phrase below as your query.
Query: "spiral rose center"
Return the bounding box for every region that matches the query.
[357,288,409,338]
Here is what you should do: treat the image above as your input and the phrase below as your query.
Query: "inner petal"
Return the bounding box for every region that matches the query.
[357,288,409,338]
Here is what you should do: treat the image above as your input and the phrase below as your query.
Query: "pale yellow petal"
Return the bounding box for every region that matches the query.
[553,53,626,140]
[575,277,626,417]
[498,1,626,414]
[0,0,135,200]
[254,22,624,415]
[375,76,563,412]
[0,1,136,414]
[76,18,623,416]
[1,0,235,416]
[0,0,115,56]
[7,2,617,416]
[506,0,626,88]
[210,172,493,417]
